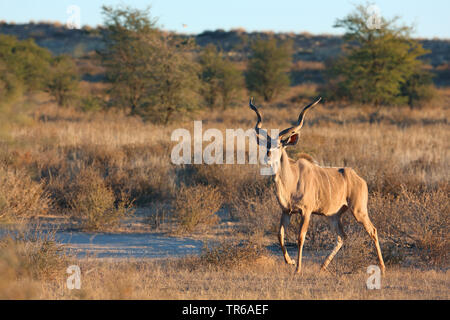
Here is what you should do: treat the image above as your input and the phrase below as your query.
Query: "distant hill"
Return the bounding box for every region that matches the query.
[0,22,105,57]
[1,22,449,85]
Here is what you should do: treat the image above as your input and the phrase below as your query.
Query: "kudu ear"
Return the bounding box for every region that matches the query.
[279,97,321,147]
[281,132,299,147]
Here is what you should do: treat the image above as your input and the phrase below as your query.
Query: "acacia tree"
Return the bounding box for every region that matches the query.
[325,4,434,107]
[0,60,22,101]
[46,55,79,107]
[0,35,51,95]
[0,35,80,107]
[246,38,293,102]
[199,44,244,109]
[218,56,244,109]
[100,6,200,123]
[146,35,201,124]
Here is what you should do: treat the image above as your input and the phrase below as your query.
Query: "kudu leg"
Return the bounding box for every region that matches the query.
[361,218,386,275]
[295,212,311,274]
[278,212,295,265]
[321,215,347,271]
[353,209,386,275]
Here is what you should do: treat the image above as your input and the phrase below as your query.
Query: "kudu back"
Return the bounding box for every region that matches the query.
[249,97,386,274]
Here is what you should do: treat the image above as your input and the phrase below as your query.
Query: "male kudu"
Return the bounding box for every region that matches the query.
[249,97,385,274]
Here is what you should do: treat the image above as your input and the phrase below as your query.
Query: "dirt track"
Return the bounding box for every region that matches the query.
[54,232,204,259]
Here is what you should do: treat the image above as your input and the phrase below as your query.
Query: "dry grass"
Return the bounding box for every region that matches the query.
[31,257,450,299]
[0,232,447,300]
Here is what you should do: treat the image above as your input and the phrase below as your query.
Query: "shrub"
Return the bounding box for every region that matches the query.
[199,44,244,109]
[370,187,449,268]
[0,167,50,223]
[80,95,103,112]
[173,184,222,233]
[246,37,293,102]
[108,144,176,204]
[145,202,172,230]
[181,163,266,209]
[2,231,67,279]
[0,61,23,101]
[46,55,80,107]
[0,34,51,92]
[0,230,68,299]
[40,143,175,209]
[68,167,133,231]
[230,178,279,236]
[196,240,268,270]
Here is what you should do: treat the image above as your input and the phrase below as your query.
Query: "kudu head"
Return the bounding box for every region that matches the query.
[249,97,322,171]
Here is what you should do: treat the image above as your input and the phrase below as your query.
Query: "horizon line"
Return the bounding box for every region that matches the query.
[1,20,449,41]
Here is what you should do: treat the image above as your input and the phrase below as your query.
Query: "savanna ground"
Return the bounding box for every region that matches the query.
[0,84,449,299]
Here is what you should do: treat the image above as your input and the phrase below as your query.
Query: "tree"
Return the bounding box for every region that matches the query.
[0,35,51,93]
[46,55,79,107]
[99,5,157,114]
[325,4,434,107]
[0,60,23,101]
[99,5,201,123]
[144,35,201,124]
[199,44,244,109]
[246,38,292,102]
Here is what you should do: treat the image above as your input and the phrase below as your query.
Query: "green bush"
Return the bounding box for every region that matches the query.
[246,38,292,102]
[80,95,103,112]
[46,55,80,107]
[199,44,244,109]
[0,34,51,93]
[0,61,23,101]
[324,4,435,107]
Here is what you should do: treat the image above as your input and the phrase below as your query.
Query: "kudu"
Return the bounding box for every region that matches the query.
[249,97,385,275]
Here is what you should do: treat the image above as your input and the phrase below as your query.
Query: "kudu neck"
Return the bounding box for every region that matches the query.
[276,148,296,183]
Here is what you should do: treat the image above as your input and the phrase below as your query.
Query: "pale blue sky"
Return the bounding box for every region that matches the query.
[0,0,448,38]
